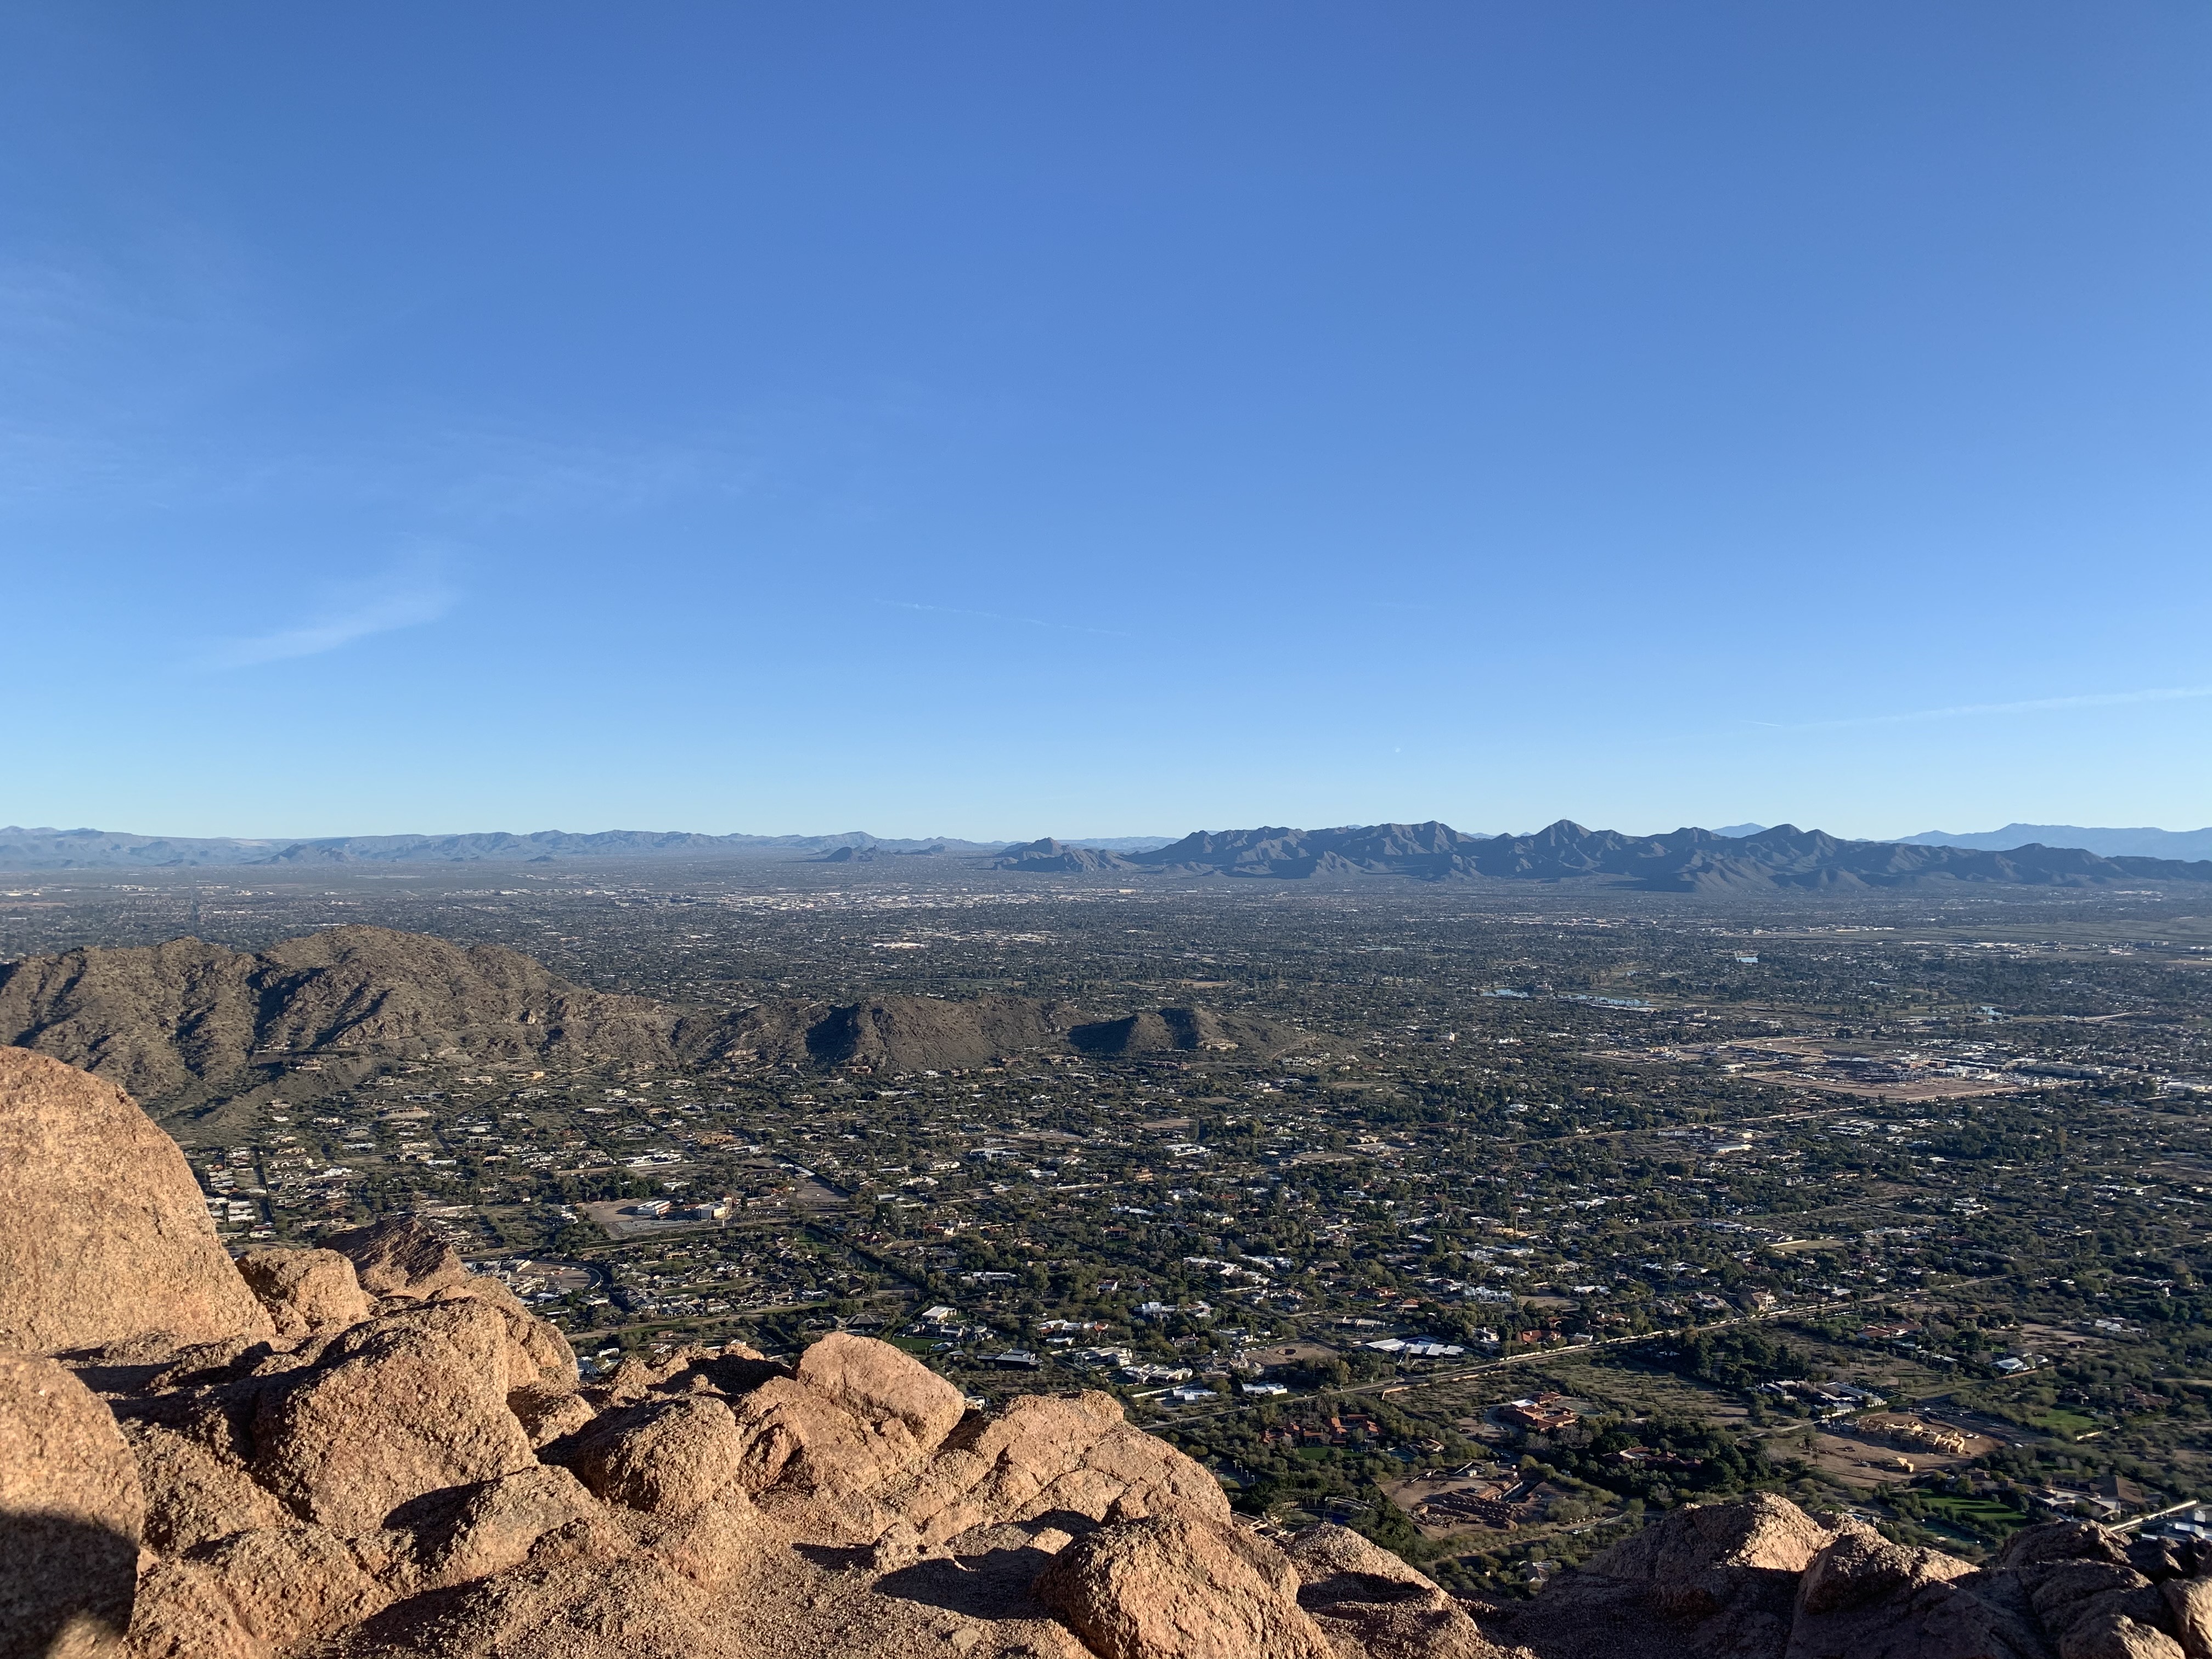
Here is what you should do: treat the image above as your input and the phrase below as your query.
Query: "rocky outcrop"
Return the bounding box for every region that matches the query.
[250,1299,540,1532]
[322,1217,472,1300]
[1285,1525,1509,1659]
[1482,1496,2212,1659]
[1034,1512,1337,1659]
[236,1249,372,1340]
[0,1046,273,1353]
[888,1389,1236,1544]
[0,1352,145,1659]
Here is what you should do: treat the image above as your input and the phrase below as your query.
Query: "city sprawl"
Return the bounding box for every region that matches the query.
[8,856,2212,1596]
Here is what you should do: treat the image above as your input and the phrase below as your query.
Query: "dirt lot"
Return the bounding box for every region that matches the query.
[1252,1340,1342,1367]
[1379,1470,1527,1539]
[1773,1413,2000,1492]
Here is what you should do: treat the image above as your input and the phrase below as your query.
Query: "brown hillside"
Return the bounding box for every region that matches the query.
[0,928,1279,1098]
[710,993,1087,1071]
[0,927,680,1098]
[1067,1006,1293,1060]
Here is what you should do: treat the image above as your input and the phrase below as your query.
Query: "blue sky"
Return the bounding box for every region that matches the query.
[5,3,2209,842]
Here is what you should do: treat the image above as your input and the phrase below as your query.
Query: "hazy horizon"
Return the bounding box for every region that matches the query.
[8,814,2212,848]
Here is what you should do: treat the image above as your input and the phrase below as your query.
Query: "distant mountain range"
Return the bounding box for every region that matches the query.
[0,825,1180,870]
[997,820,2212,890]
[5,819,2207,889]
[1898,823,2212,861]
[0,826,1020,869]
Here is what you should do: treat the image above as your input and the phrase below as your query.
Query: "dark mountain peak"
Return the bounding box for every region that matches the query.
[993,838,1138,873]
[994,816,2212,890]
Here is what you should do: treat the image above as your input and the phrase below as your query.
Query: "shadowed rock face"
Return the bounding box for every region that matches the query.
[0,1353,145,1659]
[8,1046,2210,1659]
[0,1046,273,1352]
[1482,1499,2212,1659]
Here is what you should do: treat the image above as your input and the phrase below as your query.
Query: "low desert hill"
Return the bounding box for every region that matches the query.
[995,819,2212,890]
[719,992,1091,1071]
[0,926,1292,1101]
[1068,1006,1285,1059]
[8,1042,2209,1658]
[996,838,1148,874]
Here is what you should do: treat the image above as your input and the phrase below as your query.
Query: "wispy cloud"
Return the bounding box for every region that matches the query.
[1759,685,2212,731]
[200,562,460,669]
[879,600,1131,639]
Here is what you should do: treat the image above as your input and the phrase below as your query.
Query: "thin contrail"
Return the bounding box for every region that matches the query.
[1757,684,2212,731]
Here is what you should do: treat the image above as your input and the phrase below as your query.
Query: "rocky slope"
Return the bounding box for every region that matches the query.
[0,927,1293,1102]
[0,929,685,1101]
[9,1043,2207,1659]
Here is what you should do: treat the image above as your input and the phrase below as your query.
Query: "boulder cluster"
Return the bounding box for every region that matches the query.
[5,1040,2212,1659]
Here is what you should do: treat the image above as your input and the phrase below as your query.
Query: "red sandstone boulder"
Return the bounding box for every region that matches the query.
[1285,1523,1509,1659]
[1032,1513,1336,1659]
[235,1248,372,1341]
[889,1389,1233,1544]
[321,1216,471,1299]
[1785,1522,2028,1659]
[573,1395,754,1516]
[794,1329,967,1450]
[507,1380,595,1448]
[0,1352,145,1659]
[417,1466,612,1589]
[0,1046,271,1353]
[250,1300,536,1533]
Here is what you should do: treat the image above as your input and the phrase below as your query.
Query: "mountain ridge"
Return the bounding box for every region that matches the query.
[0,926,1294,1101]
[0,826,1016,869]
[0,826,1183,870]
[995,819,2212,890]
[12,818,2212,887]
